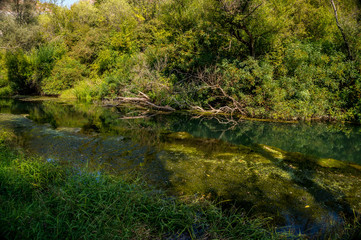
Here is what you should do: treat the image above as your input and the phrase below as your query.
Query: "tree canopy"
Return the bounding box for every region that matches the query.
[1,0,361,121]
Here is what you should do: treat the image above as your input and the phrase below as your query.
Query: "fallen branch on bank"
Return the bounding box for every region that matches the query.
[190,84,247,116]
[103,93,175,112]
[195,68,248,116]
[119,114,157,120]
[191,105,234,114]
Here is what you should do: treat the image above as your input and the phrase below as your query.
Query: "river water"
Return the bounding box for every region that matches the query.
[1,98,361,237]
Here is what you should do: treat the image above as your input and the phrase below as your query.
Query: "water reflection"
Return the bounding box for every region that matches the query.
[169,116,361,164]
[2,98,359,164]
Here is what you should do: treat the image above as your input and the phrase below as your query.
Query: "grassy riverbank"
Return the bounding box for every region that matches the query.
[0,130,290,240]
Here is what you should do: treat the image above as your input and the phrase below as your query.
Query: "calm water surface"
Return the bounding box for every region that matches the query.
[1,98,361,164]
[1,98,361,237]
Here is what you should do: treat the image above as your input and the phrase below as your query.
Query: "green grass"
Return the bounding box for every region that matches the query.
[0,132,287,240]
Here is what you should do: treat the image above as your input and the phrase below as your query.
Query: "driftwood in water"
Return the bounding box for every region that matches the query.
[103,94,175,112]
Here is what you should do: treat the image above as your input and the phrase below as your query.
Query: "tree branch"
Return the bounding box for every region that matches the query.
[103,97,175,112]
[330,0,353,60]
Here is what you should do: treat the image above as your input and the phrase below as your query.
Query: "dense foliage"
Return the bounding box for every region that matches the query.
[1,0,361,121]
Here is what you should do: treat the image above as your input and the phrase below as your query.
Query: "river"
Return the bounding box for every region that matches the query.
[1,98,361,237]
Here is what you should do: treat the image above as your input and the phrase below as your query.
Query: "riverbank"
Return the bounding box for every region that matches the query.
[0,130,289,239]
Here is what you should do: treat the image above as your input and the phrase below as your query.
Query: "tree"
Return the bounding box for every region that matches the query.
[10,0,37,24]
[5,49,33,94]
[0,0,41,51]
[330,0,353,60]
[209,0,287,58]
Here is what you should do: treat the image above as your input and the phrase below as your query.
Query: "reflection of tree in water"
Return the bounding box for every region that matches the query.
[169,115,361,164]
[3,98,361,164]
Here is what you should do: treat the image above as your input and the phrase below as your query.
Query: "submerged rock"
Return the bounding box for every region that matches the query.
[316,158,347,168]
[166,132,193,140]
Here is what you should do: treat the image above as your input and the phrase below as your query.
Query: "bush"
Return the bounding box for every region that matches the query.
[0,85,13,97]
[91,48,118,76]
[31,42,66,93]
[0,52,12,97]
[98,54,134,98]
[188,45,361,121]
[5,49,33,95]
[42,56,86,95]
[61,79,102,102]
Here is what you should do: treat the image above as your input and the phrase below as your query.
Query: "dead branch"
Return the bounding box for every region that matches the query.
[103,96,175,112]
[138,91,150,100]
[330,0,353,60]
[119,113,157,120]
[191,106,207,112]
[194,67,248,116]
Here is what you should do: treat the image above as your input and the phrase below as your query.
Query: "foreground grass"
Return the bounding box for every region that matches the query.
[0,132,288,240]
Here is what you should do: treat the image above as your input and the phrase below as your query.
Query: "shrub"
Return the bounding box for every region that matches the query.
[62,79,102,102]
[5,49,33,94]
[42,56,86,95]
[0,51,12,97]
[31,43,66,93]
[0,85,13,97]
[98,54,134,98]
[91,48,118,76]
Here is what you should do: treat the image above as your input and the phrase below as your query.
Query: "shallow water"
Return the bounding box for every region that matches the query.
[1,98,361,237]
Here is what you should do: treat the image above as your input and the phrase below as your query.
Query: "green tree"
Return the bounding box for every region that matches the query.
[11,0,37,24]
[209,0,287,58]
[42,56,86,95]
[5,49,33,94]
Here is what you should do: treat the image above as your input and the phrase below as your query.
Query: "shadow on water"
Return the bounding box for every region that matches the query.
[1,99,361,238]
[155,133,361,237]
[252,145,357,236]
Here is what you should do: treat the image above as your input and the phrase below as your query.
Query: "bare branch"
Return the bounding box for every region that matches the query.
[330,0,353,60]
[241,3,262,22]
[103,97,175,112]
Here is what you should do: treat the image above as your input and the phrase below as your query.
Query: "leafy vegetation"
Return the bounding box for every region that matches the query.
[1,0,361,121]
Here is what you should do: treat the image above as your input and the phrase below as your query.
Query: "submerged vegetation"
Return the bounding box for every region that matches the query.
[1,0,361,121]
[0,129,291,239]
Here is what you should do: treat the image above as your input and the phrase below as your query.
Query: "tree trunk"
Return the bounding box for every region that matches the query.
[330,0,353,60]
[249,38,255,58]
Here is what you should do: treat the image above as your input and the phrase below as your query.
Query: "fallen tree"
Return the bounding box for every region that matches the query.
[102,92,175,112]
